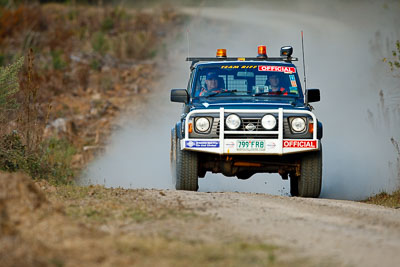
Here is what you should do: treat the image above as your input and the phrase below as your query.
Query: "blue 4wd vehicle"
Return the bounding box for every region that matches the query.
[170,46,322,197]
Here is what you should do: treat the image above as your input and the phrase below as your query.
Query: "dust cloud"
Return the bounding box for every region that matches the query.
[82,0,400,200]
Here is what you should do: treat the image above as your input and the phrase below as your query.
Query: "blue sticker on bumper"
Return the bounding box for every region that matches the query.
[186,140,220,148]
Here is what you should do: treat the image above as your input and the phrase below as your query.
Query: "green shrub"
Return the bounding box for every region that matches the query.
[40,137,76,184]
[0,132,25,172]
[67,8,79,21]
[112,31,157,60]
[91,31,109,55]
[51,50,67,70]
[90,58,101,71]
[0,56,24,111]
[101,17,114,32]
[0,132,76,185]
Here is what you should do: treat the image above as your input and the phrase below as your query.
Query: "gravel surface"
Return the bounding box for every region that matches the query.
[158,189,400,267]
[3,172,399,266]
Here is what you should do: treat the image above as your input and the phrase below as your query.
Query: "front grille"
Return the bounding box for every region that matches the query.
[224,134,278,139]
[239,118,263,131]
[216,118,278,139]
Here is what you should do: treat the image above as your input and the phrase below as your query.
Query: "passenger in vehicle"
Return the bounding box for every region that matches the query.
[266,74,288,95]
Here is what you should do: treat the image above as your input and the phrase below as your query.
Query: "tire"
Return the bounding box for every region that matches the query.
[290,175,299,197]
[174,135,199,191]
[170,127,177,186]
[297,146,322,198]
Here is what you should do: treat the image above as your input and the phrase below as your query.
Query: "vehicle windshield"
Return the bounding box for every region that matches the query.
[193,63,302,99]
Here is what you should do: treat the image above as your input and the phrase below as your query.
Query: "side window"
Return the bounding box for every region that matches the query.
[187,72,194,95]
[193,75,206,97]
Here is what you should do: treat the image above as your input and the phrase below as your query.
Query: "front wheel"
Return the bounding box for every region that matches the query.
[291,146,322,198]
[174,138,199,191]
[290,175,299,197]
[170,127,177,186]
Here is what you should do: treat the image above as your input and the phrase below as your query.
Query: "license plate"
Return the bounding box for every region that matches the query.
[236,140,266,151]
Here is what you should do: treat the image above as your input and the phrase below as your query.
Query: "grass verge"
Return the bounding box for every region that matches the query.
[36,182,304,267]
[45,184,198,224]
[363,189,400,208]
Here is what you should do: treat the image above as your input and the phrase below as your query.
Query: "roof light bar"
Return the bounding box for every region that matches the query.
[186,45,297,69]
[186,57,297,62]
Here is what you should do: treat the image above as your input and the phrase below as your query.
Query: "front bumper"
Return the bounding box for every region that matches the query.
[182,107,320,155]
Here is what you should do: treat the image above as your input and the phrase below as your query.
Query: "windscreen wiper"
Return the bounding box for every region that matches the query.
[205,89,238,97]
[253,91,278,96]
[253,91,296,96]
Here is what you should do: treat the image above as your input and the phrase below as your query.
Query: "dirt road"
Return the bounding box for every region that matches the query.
[2,172,400,266]
[160,189,400,267]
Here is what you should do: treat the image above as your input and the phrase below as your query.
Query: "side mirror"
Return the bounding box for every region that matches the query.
[306,89,320,103]
[171,89,189,103]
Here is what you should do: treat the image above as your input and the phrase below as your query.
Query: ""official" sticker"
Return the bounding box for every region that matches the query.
[258,66,296,73]
[283,140,316,148]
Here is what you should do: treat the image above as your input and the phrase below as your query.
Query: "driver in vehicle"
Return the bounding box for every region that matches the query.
[199,72,223,96]
[266,74,288,95]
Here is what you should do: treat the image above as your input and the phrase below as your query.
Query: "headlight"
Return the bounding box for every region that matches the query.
[261,114,276,130]
[195,117,210,132]
[291,117,306,132]
[226,114,241,130]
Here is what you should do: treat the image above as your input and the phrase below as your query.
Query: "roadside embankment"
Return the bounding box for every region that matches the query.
[0,171,299,267]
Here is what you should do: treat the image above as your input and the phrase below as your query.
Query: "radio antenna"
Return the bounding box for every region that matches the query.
[301,31,307,91]
[186,28,190,60]
[301,30,310,106]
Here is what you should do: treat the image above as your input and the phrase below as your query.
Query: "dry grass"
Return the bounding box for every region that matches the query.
[49,184,198,224]
[364,189,400,208]
[1,172,311,267]
[38,183,311,267]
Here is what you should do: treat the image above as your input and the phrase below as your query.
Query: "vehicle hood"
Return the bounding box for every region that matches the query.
[190,98,309,111]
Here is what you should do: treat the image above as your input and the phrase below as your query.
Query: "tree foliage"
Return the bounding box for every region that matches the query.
[0,56,24,110]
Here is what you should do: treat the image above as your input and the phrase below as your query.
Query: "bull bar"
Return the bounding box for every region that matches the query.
[181,108,319,155]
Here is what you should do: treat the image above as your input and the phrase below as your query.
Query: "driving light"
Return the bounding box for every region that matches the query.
[226,114,241,130]
[195,117,210,133]
[280,46,293,57]
[261,114,276,130]
[291,117,306,132]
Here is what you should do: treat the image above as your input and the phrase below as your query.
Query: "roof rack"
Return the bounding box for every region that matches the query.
[186,57,298,70]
